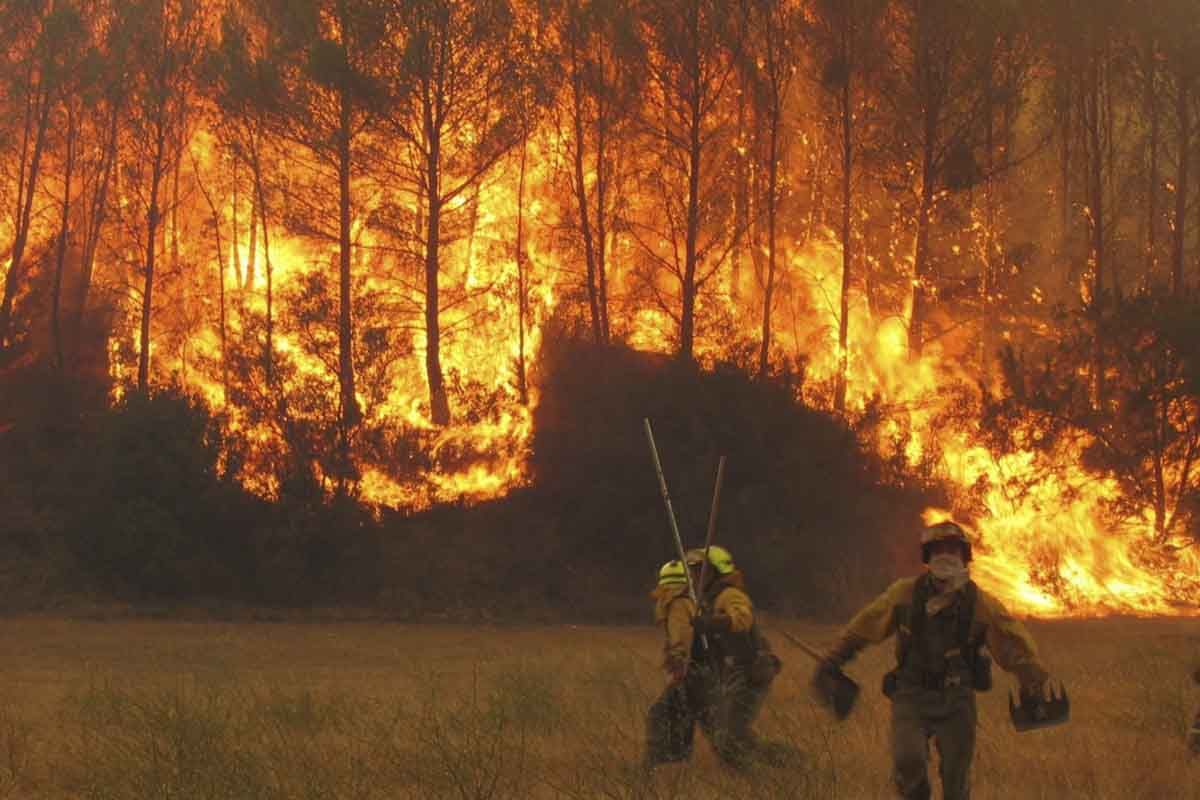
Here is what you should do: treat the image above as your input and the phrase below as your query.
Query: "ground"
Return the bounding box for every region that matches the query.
[0,616,1195,798]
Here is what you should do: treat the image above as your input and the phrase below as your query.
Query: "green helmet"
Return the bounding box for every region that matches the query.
[685,545,736,575]
[657,560,688,587]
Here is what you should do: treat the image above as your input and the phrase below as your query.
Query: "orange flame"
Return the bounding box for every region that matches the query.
[96,98,1198,619]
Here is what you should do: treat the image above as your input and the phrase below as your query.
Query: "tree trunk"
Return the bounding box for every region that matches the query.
[246,186,258,291]
[52,103,76,371]
[909,141,935,359]
[595,45,611,343]
[515,131,529,405]
[1147,49,1160,278]
[1086,55,1105,405]
[595,126,611,343]
[835,53,853,414]
[231,155,243,289]
[679,3,701,364]
[138,139,167,393]
[1059,73,1073,274]
[1173,75,1190,295]
[981,61,996,379]
[424,92,450,426]
[251,143,274,380]
[171,131,185,386]
[734,82,749,305]
[75,100,119,353]
[336,90,360,460]
[758,103,779,382]
[0,83,51,353]
[569,54,603,345]
[193,143,229,403]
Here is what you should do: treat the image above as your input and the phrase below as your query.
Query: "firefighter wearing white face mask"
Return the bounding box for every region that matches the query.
[818,521,1053,800]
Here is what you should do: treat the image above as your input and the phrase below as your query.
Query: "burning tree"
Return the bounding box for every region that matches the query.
[876,0,1001,358]
[804,0,886,409]
[234,0,390,481]
[631,0,744,363]
[740,0,805,383]
[552,0,644,346]
[373,0,536,427]
[994,289,1200,545]
[0,0,87,357]
[118,0,205,394]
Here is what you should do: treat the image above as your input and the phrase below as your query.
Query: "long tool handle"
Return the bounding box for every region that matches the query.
[696,455,726,602]
[777,629,828,663]
[644,418,697,606]
[643,418,707,649]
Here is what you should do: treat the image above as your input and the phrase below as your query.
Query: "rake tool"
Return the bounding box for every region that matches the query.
[1008,682,1070,732]
[777,630,860,720]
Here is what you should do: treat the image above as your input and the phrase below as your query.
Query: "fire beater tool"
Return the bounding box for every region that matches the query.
[1009,682,1070,732]
[777,629,860,720]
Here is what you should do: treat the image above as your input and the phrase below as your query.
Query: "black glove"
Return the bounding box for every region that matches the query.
[691,612,732,636]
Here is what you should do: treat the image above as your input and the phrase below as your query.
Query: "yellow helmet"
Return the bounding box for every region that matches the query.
[657,560,688,587]
[685,545,736,575]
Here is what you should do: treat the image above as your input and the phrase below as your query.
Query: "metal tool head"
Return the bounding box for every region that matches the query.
[1009,682,1070,732]
[811,664,860,721]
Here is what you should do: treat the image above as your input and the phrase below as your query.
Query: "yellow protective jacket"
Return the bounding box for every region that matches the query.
[828,575,1049,690]
[650,572,755,671]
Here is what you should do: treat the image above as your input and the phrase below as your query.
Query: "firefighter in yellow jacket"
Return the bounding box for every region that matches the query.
[644,546,783,769]
[818,521,1054,800]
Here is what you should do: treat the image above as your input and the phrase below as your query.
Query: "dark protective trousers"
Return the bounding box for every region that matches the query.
[645,662,771,768]
[890,687,977,800]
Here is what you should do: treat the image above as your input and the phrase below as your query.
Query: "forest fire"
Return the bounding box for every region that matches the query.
[1,0,1197,619]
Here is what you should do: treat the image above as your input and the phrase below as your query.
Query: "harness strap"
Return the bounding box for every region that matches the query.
[899,575,980,674]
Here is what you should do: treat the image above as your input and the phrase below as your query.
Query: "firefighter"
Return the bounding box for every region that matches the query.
[644,546,786,770]
[816,521,1055,800]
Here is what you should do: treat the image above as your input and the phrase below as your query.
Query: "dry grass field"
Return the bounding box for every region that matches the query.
[0,616,1195,799]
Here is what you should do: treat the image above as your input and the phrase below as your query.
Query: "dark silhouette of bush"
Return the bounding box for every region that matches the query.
[0,335,935,620]
[524,331,934,618]
[372,329,936,621]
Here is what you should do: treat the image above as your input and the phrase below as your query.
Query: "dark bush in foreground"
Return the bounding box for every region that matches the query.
[375,333,936,621]
[0,337,935,620]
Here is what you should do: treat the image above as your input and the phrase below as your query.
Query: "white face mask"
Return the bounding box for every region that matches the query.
[928,553,968,584]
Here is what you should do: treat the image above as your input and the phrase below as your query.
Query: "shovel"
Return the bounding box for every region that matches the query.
[778,630,860,720]
[1009,682,1070,732]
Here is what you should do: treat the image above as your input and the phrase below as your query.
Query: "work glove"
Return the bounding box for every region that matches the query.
[690,612,732,636]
